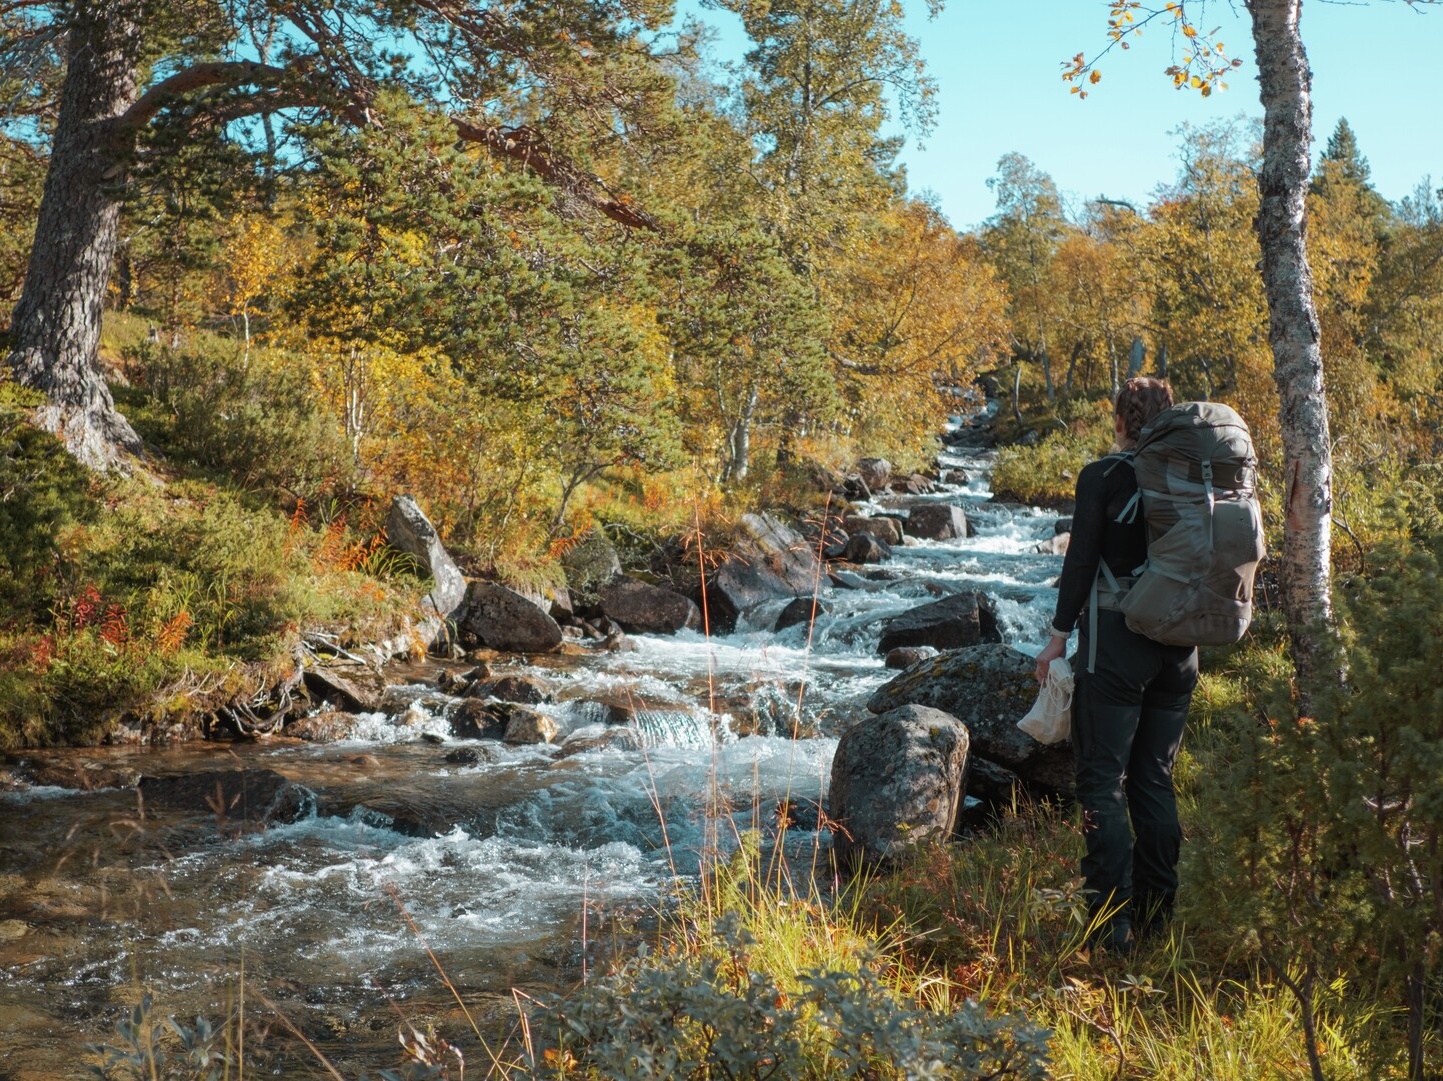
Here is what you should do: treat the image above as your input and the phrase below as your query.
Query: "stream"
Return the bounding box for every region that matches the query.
[0,425,1070,1077]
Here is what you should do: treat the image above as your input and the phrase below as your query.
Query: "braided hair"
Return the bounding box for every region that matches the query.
[1114,377,1174,448]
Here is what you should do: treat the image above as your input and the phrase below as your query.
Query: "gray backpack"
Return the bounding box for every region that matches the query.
[1103,402,1265,656]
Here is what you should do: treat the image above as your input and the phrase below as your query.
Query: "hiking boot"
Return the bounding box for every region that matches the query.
[1131,890,1175,944]
[1084,914,1134,955]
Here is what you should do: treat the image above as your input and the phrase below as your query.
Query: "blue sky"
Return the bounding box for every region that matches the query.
[676,1,1442,232]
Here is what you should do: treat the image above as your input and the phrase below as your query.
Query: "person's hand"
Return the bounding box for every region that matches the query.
[1034,634,1066,684]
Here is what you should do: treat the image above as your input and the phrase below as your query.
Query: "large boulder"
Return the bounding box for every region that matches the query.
[599,576,702,635]
[466,674,554,705]
[890,473,935,495]
[837,533,892,565]
[867,643,1073,795]
[843,515,904,546]
[705,513,823,632]
[385,496,467,617]
[461,582,563,653]
[854,458,892,492]
[876,592,1000,654]
[561,529,623,611]
[906,504,969,541]
[137,769,316,826]
[828,704,969,865]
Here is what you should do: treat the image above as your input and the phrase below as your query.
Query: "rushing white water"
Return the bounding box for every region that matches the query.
[0,424,1073,1064]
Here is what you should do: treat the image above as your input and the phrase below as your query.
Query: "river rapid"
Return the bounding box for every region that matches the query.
[0,429,1070,1076]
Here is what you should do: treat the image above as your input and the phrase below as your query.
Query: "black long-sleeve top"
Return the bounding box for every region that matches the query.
[1051,454,1149,635]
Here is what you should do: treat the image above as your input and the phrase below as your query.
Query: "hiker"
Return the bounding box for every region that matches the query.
[1033,376,1194,952]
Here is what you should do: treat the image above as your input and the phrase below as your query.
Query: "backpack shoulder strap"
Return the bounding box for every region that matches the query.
[1087,559,1125,674]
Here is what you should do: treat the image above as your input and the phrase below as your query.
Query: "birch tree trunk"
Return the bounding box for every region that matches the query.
[1247,0,1335,704]
[5,1,143,469]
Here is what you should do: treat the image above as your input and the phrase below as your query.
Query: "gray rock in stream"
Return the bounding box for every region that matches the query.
[385,496,467,617]
[462,582,563,653]
[828,704,969,866]
[303,666,385,713]
[842,515,904,546]
[706,513,824,632]
[599,575,702,635]
[837,533,892,565]
[876,592,1000,654]
[885,645,938,669]
[466,674,554,705]
[906,504,968,541]
[867,643,1073,796]
[775,596,829,632]
[285,710,356,742]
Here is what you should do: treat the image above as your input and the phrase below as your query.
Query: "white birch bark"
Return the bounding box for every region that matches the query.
[1246,0,1335,702]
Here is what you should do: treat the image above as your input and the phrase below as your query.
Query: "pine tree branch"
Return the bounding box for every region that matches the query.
[451,117,658,231]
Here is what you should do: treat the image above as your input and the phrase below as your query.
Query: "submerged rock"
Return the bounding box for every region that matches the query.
[867,643,1072,796]
[13,759,136,791]
[137,769,316,826]
[444,746,499,766]
[556,727,645,757]
[829,704,969,866]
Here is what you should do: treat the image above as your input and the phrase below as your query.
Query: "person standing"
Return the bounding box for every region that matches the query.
[1033,377,1197,952]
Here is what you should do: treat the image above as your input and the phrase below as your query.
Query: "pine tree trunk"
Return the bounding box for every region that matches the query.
[1248,0,1335,705]
[5,2,143,469]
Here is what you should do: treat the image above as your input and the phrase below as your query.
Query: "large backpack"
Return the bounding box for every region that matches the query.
[1110,401,1266,652]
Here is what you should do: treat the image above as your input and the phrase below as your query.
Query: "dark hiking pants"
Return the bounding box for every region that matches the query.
[1074,609,1198,945]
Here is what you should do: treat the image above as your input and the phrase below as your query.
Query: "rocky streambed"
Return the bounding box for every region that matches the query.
[0,418,1077,1077]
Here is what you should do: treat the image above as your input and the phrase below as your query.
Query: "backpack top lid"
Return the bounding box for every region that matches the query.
[1131,401,1257,494]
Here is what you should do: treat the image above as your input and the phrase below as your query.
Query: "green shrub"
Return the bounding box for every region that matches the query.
[990,431,1105,507]
[127,338,353,500]
[1188,510,1443,1079]
[538,913,1051,1081]
[0,474,417,746]
[0,379,96,617]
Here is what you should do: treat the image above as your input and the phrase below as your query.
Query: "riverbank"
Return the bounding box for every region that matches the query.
[3,401,1422,1078]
